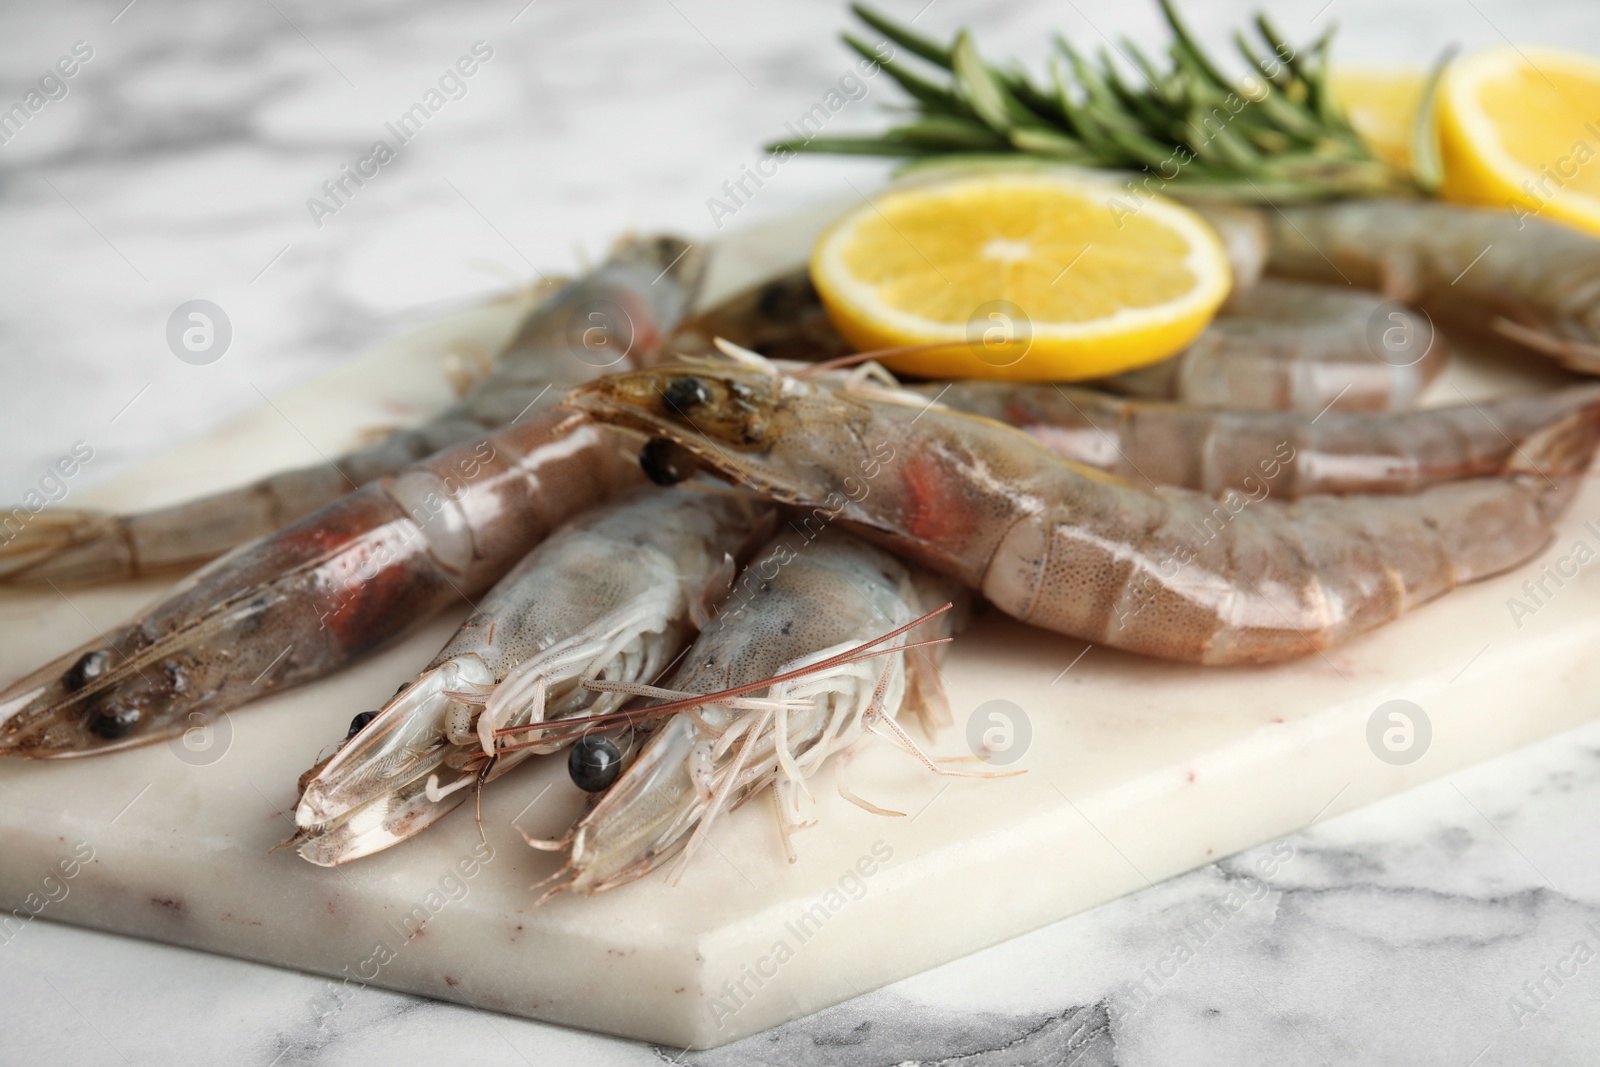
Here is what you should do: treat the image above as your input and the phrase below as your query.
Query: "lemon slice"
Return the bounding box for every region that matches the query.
[1329,66,1426,172]
[1438,45,1600,236]
[809,172,1232,381]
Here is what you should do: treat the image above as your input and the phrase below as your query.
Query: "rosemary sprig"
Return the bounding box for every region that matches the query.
[770,1,1420,201]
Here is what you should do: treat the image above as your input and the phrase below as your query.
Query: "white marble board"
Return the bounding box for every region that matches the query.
[1,211,1597,1049]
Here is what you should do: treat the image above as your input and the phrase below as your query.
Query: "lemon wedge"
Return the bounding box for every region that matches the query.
[808,172,1232,381]
[1330,66,1426,172]
[1437,45,1600,236]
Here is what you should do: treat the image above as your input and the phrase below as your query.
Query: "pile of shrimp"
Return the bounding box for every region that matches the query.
[4,198,1600,900]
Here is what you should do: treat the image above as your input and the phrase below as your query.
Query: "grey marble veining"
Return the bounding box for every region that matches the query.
[5,1,1600,1064]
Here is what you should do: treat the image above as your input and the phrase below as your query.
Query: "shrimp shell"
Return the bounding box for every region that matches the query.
[0,235,702,585]
[1099,279,1446,412]
[923,379,1600,497]
[0,410,640,758]
[569,363,1599,666]
[1263,199,1600,374]
[547,530,956,896]
[676,264,1438,415]
[289,488,772,865]
[669,269,851,364]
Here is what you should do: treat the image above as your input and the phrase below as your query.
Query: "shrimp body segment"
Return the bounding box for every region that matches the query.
[549,531,956,897]
[1101,279,1445,412]
[1263,200,1600,374]
[0,411,640,758]
[569,364,1598,666]
[687,267,1439,416]
[0,235,702,585]
[927,380,1600,497]
[291,488,772,866]
[670,268,852,364]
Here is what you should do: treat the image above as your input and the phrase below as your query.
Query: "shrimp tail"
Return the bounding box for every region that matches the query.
[0,509,128,584]
[3,234,704,588]
[1510,403,1600,483]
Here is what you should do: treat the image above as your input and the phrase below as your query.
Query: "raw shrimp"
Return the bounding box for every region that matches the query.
[1187,201,1269,293]
[922,379,1600,497]
[0,235,702,585]
[569,359,1599,665]
[0,408,640,758]
[677,265,1439,415]
[1099,279,1445,412]
[288,488,772,866]
[1264,199,1600,375]
[530,530,960,897]
[669,268,852,363]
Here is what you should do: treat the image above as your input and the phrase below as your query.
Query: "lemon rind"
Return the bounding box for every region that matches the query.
[1442,44,1600,215]
[811,174,1232,346]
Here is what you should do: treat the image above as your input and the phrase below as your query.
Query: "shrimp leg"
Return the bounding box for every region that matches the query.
[536,530,960,898]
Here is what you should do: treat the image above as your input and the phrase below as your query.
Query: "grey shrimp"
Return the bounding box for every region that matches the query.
[289,488,772,866]
[675,265,1441,414]
[0,235,702,585]
[922,379,1600,497]
[1100,278,1445,412]
[527,530,961,898]
[1263,199,1600,375]
[0,408,640,757]
[569,359,1598,666]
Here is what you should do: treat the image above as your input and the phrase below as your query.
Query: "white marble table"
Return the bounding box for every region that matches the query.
[4,0,1600,1063]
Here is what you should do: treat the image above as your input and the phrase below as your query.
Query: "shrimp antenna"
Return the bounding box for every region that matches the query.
[491,603,954,752]
[711,336,782,376]
[492,636,952,753]
[795,340,973,377]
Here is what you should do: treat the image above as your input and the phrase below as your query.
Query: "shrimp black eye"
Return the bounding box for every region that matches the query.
[640,438,698,486]
[662,376,711,412]
[568,735,622,792]
[63,649,113,692]
[346,710,378,741]
[87,701,140,740]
